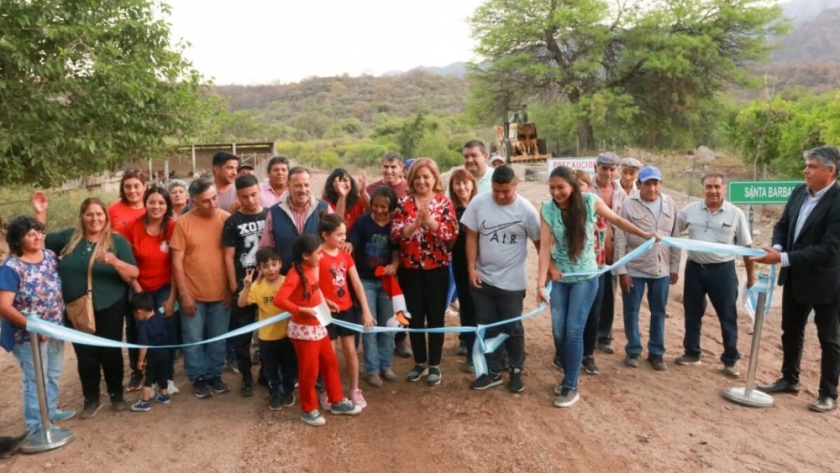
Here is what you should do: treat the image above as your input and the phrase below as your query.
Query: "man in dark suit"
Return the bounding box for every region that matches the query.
[754,146,840,412]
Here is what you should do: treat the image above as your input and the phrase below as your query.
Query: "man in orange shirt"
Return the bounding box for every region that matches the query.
[171,178,232,398]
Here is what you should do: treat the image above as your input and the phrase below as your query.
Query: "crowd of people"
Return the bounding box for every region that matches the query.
[1,142,839,434]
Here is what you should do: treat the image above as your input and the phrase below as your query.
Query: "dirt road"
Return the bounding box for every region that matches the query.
[1,171,838,473]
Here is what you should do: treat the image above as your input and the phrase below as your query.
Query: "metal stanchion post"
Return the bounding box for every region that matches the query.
[723,290,774,408]
[20,333,75,453]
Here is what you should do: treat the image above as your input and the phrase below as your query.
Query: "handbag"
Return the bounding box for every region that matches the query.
[66,245,96,334]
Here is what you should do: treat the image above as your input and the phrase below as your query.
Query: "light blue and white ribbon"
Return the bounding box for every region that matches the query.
[23,237,774,380]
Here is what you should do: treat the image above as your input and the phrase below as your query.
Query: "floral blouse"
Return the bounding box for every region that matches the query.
[390,193,457,270]
[0,250,65,345]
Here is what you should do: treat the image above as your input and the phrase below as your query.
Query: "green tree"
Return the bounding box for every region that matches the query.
[0,0,217,186]
[397,113,427,157]
[469,0,785,152]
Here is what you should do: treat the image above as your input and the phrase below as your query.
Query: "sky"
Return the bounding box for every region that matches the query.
[165,0,487,85]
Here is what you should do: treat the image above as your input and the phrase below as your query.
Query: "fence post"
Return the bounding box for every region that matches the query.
[20,334,76,453]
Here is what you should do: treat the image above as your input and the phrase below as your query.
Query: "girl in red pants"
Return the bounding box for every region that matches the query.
[273,234,362,426]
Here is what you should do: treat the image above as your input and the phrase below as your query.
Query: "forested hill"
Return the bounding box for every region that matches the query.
[213,71,467,126]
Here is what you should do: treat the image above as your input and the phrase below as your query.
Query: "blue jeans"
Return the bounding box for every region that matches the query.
[13,341,64,433]
[147,284,179,380]
[180,301,230,381]
[361,279,395,374]
[550,278,599,390]
[622,276,669,357]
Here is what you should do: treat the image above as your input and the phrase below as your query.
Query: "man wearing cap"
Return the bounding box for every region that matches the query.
[489,155,506,169]
[591,152,626,356]
[617,158,642,196]
[237,162,255,176]
[463,140,493,194]
[614,165,680,371]
[676,171,755,377]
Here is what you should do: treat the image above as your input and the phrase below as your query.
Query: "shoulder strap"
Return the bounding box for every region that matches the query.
[86,242,98,294]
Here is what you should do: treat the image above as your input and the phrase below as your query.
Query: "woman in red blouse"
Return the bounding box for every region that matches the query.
[108,169,148,236]
[126,186,178,393]
[390,158,457,386]
[322,168,370,233]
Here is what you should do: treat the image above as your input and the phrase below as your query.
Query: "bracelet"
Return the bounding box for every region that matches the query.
[537,285,546,289]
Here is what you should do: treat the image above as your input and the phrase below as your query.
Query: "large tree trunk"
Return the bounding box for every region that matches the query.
[577,117,596,153]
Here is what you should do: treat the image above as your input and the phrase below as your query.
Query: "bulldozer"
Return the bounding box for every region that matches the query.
[494,106,552,163]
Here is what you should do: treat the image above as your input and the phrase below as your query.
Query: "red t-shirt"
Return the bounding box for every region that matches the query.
[109,201,146,236]
[127,218,176,292]
[326,198,366,232]
[273,264,324,326]
[366,178,408,199]
[319,249,355,311]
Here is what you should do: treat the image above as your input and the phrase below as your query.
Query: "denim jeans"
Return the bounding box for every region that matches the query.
[147,284,179,380]
[13,340,64,433]
[361,279,395,374]
[683,261,740,364]
[622,276,669,357]
[550,277,599,390]
[180,301,230,381]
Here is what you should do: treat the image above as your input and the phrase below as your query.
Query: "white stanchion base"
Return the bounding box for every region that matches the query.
[20,425,75,454]
[722,387,775,408]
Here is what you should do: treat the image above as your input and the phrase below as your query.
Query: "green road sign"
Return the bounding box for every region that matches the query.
[727,181,801,205]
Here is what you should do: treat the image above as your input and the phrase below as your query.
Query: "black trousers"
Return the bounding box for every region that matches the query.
[470,283,526,372]
[582,272,608,357]
[143,351,169,390]
[781,286,840,399]
[452,260,477,349]
[72,299,127,402]
[596,274,617,344]
[399,266,449,366]
[260,337,298,396]
[230,297,256,378]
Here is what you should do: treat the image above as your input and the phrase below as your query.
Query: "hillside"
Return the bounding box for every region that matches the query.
[781,0,840,25]
[772,7,840,62]
[214,70,466,120]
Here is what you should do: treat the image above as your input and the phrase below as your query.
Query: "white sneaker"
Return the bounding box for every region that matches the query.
[167,380,180,395]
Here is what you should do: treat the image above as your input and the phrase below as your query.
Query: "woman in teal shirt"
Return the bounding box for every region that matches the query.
[32,192,139,419]
[537,167,652,408]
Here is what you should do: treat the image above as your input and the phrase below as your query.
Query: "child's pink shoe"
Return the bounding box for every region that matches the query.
[350,388,366,409]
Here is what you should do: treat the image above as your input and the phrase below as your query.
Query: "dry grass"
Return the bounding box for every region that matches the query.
[0,186,119,232]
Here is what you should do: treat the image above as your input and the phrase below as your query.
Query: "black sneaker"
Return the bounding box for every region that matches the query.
[280,391,296,408]
[194,377,212,399]
[648,355,667,371]
[240,376,253,397]
[582,356,600,375]
[597,342,615,354]
[508,368,524,393]
[470,372,502,390]
[405,364,426,382]
[269,394,283,411]
[110,393,127,412]
[208,376,231,394]
[126,370,143,392]
[552,356,564,372]
[81,399,103,419]
[624,354,640,368]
